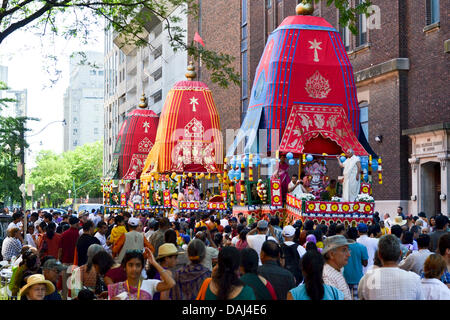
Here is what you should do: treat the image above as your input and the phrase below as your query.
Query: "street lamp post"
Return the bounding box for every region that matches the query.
[48,191,51,207]
[68,190,72,207]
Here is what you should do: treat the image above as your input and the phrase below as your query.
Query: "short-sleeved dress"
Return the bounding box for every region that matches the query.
[108,279,161,300]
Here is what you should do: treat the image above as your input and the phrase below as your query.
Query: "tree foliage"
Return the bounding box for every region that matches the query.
[0,0,371,89]
[27,140,104,207]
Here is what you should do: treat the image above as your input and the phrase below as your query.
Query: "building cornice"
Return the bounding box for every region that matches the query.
[355,58,410,83]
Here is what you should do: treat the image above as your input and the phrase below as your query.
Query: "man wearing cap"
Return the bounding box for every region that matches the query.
[58,216,80,300]
[246,220,278,265]
[356,223,379,274]
[113,217,153,264]
[42,259,67,300]
[281,225,306,285]
[322,235,353,300]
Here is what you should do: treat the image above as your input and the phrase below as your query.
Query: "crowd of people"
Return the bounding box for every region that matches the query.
[0,205,449,300]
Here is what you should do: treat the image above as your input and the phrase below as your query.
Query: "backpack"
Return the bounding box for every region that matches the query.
[280,243,303,286]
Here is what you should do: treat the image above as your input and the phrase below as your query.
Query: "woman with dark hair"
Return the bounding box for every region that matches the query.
[287,251,344,300]
[313,228,324,250]
[35,221,47,251]
[239,248,277,300]
[199,246,255,300]
[299,220,315,245]
[305,241,319,253]
[164,228,189,271]
[107,249,175,300]
[10,249,40,297]
[236,229,249,250]
[171,239,211,300]
[401,230,416,252]
[38,222,61,259]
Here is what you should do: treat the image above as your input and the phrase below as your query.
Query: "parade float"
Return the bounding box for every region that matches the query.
[139,63,229,217]
[225,4,381,227]
[102,95,160,213]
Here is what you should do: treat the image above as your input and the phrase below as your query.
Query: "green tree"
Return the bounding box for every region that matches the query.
[27,140,103,207]
[0,0,371,88]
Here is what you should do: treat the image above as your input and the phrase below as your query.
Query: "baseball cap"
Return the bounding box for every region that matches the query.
[69,216,80,225]
[42,259,67,272]
[322,235,354,256]
[357,223,368,233]
[282,225,296,237]
[257,220,268,229]
[128,217,140,227]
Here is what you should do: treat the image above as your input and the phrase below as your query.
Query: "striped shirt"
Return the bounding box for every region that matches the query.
[323,263,352,300]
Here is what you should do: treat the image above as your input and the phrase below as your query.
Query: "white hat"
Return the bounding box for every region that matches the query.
[128,217,140,227]
[282,225,296,237]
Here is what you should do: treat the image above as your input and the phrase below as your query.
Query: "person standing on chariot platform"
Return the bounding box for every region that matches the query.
[337,149,361,202]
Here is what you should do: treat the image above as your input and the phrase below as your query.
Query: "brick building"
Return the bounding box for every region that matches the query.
[189,0,449,217]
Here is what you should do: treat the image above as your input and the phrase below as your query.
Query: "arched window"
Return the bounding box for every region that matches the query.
[359,101,369,141]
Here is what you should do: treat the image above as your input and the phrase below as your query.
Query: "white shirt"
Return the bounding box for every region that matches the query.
[201,246,219,271]
[399,249,433,275]
[231,235,240,246]
[7,221,22,231]
[357,235,379,273]
[247,234,278,266]
[95,232,111,254]
[220,219,229,227]
[421,278,450,300]
[284,241,306,258]
[358,267,425,300]
[417,218,428,229]
[288,181,305,198]
[24,233,36,248]
[323,263,352,300]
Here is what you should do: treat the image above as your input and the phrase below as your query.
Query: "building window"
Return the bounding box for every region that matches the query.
[153,45,162,59]
[426,0,440,25]
[152,89,162,103]
[356,0,367,47]
[339,12,350,51]
[152,67,162,81]
[266,0,272,9]
[359,101,369,141]
[94,128,99,135]
[90,70,97,75]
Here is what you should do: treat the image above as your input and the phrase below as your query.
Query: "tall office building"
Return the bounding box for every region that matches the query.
[103,5,188,175]
[63,51,104,152]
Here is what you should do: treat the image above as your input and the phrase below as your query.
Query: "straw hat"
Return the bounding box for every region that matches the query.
[392,216,407,226]
[322,235,354,256]
[156,243,179,260]
[19,274,55,297]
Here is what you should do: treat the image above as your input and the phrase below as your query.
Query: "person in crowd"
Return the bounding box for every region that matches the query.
[35,221,47,249]
[358,235,424,300]
[198,246,255,300]
[436,233,450,287]
[58,216,80,299]
[38,222,61,259]
[113,217,153,264]
[429,215,449,253]
[429,216,437,232]
[246,220,278,265]
[343,227,368,300]
[239,248,277,300]
[397,206,406,220]
[1,227,23,262]
[235,228,249,250]
[417,212,429,229]
[71,244,105,298]
[322,235,353,300]
[42,258,67,300]
[19,274,55,300]
[368,224,382,238]
[391,224,409,259]
[149,243,179,300]
[299,220,315,245]
[170,239,211,300]
[288,250,344,300]
[356,223,378,273]
[9,249,40,297]
[164,229,189,271]
[288,174,307,198]
[92,250,126,288]
[399,234,432,275]
[149,217,171,255]
[195,230,219,272]
[421,254,450,300]
[379,220,389,236]
[257,240,296,300]
[94,221,112,254]
[8,212,24,236]
[281,225,305,286]
[107,249,175,300]
[24,223,37,249]
[75,220,101,266]
[401,230,417,252]
[109,215,127,246]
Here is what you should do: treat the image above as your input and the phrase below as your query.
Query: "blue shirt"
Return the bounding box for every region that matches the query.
[289,284,344,300]
[343,242,368,285]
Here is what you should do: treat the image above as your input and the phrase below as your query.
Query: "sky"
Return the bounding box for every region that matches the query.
[0,19,104,168]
